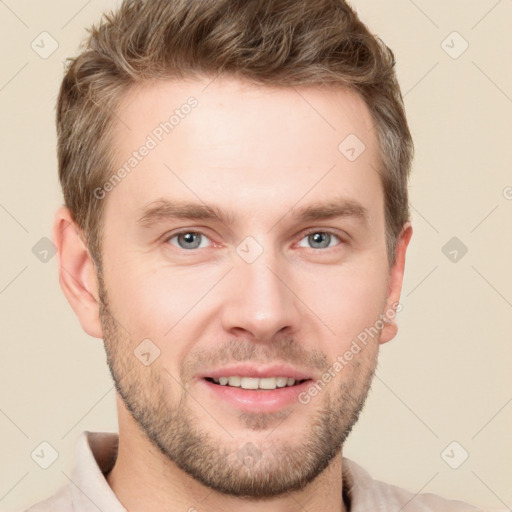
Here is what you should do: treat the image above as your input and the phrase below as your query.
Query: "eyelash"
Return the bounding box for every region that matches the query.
[164,228,346,251]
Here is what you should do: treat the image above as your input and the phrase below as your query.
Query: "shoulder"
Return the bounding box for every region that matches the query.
[343,458,484,512]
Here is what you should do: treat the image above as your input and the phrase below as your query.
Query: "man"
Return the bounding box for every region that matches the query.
[27,0,482,510]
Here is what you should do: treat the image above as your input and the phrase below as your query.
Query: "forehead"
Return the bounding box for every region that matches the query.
[106,77,382,226]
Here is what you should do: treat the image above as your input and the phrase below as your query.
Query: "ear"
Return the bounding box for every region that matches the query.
[379,221,413,345]
[53,206,103,339]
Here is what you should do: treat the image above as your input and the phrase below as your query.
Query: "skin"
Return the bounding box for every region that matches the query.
[54,76,412,512]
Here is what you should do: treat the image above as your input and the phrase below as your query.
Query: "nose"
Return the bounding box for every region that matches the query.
[220,251,302,342]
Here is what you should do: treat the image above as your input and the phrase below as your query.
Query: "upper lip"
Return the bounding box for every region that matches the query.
[198,364,314,381]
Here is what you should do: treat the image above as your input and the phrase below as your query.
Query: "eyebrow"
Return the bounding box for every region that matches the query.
[137,200,237,227]
[137,197,369,228]
[293,199,369,224]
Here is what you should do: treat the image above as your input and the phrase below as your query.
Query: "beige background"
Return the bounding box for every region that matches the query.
[1,0,511,510]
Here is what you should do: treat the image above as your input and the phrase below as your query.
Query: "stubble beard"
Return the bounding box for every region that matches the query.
[98,274,378,499]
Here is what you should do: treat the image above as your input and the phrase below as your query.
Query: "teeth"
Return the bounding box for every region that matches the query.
[258,377,277,390]
[276,377,288,388]
[241,377,259,389]
[210,376,301,390]
[228,376,241,387]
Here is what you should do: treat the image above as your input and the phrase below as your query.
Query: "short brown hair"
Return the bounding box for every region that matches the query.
[57,0,413,269]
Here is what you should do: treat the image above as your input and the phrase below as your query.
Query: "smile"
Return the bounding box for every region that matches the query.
[205,376,308,390]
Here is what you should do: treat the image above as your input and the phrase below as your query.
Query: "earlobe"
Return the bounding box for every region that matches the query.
[53,206,103,339]
[379,221,413,345]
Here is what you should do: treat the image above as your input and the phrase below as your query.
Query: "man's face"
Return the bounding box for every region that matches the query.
[98,77,396,497]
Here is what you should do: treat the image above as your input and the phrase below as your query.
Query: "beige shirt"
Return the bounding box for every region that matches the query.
[26,431,483,511]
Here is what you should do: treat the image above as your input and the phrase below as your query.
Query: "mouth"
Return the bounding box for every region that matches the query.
[197,365,315,413]
[204,376,310,390]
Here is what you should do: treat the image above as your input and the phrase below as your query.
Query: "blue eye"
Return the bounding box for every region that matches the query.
[298,231,342,249]
[168,231,211,250]
[165,230,343,252]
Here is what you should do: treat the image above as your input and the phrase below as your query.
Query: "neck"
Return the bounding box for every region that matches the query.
[106,409,348,512]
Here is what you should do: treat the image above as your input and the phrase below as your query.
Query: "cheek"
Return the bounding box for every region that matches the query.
[106,261,222,337]
[301,261,388,345]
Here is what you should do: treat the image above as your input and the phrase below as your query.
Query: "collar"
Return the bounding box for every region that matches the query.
[69,431,126,511]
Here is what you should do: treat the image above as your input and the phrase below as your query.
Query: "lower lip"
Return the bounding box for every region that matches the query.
[199,378,313,413]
